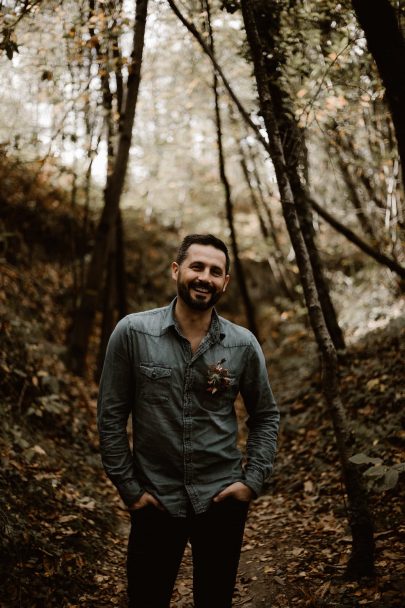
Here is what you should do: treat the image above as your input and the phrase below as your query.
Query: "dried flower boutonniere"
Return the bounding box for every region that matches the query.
[207,358,232,395]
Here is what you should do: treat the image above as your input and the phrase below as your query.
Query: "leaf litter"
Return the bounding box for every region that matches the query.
[0,200,404,607]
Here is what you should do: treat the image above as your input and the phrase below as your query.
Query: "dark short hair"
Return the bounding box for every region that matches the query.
[176,234,230,274]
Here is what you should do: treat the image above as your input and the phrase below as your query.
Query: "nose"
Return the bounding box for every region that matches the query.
[197,269,211,282]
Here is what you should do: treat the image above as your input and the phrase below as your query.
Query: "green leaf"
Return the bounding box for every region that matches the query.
[349,453,382,465]
[364,465,387,478]
[382,469,399,491]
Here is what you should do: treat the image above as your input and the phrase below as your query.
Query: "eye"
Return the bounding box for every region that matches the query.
[211,268,223,277]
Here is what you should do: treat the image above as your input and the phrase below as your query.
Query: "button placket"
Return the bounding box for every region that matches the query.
[183,361,193,488]
[181,324,221,512]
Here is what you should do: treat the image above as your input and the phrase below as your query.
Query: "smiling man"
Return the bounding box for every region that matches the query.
[97,233,279,608]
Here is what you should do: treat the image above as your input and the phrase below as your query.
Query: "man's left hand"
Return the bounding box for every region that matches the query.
[213,481,254,503]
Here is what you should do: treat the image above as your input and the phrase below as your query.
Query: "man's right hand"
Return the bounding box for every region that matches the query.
[128,492,165,511]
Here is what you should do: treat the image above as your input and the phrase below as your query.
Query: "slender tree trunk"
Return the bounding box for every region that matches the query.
[248,161,297,297]
[335,148,377,241]
[68,0,149,374]
[88,0,116,170]
[352,0,405,186]
[96,209,128,381]
[335,126,386,212]
[111,2,124,120]
[203,0,259,338]
[292,175,345,349]
[231,116,297,299]
[238,138,295,301]
[92,0,127,378]
[115,209,128,320]
[170,0,343,347]
[241,0,375,579]
[244,140,287,256]
[96,228,118,382]
[252,0,345,349]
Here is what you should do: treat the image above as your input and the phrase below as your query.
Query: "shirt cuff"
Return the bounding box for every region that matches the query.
[244,468,268,498]
[117,479,144,507]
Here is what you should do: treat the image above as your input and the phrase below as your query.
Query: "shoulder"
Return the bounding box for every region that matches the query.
[217,315,258,348]
[124,305,170,337]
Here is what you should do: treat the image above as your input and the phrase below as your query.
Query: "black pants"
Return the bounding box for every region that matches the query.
[127,498,249,608]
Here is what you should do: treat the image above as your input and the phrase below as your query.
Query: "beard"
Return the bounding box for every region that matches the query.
[177,278,223,311]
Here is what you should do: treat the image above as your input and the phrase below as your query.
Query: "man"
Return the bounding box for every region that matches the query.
[97,234,279,608]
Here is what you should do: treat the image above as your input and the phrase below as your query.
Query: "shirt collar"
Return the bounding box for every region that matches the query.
[162,297,225,343]
[161,298,177,332]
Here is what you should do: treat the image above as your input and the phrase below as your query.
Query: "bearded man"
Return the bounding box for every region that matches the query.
[97,233,279,608]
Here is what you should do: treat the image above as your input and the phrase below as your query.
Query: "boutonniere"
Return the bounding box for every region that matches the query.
[207,359,231,395]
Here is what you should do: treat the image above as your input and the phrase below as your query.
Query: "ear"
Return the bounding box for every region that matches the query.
[171,261,179,281]
[222,274,230,292]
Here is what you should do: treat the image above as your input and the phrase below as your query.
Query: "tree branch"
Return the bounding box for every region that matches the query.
[309,197,405,279]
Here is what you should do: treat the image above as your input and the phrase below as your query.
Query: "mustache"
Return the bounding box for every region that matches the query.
[189,280,215,293]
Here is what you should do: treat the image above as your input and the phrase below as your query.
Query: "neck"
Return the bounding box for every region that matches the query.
[174,297,213,338]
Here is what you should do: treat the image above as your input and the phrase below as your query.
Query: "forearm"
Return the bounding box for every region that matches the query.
[244,405,280,496]
[98,417,143,506]
[241,340,280,496]
[97,317,142,507]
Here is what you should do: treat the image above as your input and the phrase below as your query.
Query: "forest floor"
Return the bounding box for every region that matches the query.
[0,197,404,607]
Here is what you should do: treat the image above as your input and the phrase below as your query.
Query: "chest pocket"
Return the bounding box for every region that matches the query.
[194,369,238,415]
[139,364,172,403]
[201,379,238,414]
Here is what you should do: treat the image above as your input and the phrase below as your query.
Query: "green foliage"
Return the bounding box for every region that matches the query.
[349,452,405,492]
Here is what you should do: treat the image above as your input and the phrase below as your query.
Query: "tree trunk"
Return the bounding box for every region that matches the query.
[115,209,128,320]
[88,0,116,171]
[241,0,375,579]
[96,228,118,382]
[247,155,297,299]
[238,137,295,301]
[170,0,344,348]
[251,0,345,350]
[335,147,377,241]
[352,0,405,186]
[96,209,128,381]
[292,175,345,350]
[232,117,297,300]
[204,0,259,339]
[334,124,386,212]
[68,0,149,374]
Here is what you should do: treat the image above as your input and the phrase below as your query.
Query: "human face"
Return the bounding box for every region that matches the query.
[172,244,230,311]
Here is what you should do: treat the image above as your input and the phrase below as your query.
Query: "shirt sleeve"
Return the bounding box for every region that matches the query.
[239,336,280,497]
[97,317,143,507]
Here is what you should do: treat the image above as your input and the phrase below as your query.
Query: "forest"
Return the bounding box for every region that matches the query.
[0,0,404,606]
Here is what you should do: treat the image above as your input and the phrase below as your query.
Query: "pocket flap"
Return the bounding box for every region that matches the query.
[140,365,172,380]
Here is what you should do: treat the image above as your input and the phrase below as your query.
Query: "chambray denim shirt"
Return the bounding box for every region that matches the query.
[97,299,279,517]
